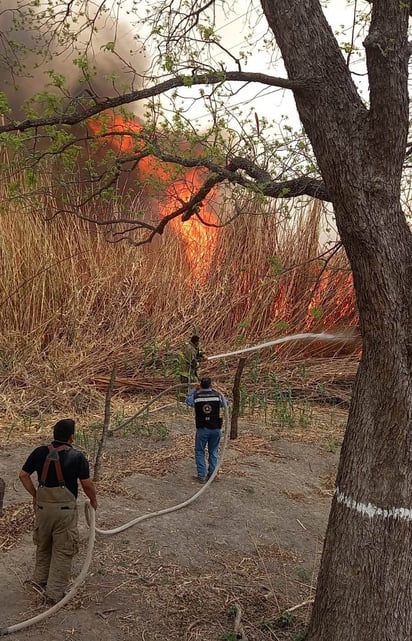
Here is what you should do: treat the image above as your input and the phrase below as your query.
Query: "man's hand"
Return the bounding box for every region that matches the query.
[80,478,97,510]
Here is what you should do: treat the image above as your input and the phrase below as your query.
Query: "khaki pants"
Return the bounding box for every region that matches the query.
[33,486,79,601]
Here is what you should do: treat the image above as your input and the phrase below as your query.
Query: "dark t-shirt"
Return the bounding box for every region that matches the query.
[22,441,90,498]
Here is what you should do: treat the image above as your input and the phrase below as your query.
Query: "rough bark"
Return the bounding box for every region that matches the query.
[259,1,412,639]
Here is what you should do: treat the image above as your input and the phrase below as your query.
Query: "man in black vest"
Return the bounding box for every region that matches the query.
[186,376,227,482]
[19,419,97,603]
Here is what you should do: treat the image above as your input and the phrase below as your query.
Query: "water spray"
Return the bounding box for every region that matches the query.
[207,332,352,361]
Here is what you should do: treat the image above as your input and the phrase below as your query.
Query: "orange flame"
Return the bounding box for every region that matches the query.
[306,270,356,329]
[88,114,218,279]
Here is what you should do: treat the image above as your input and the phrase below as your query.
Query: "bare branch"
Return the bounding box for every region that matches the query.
[52,157,328,247]
[119,141,330,202]
[0,71,318,134]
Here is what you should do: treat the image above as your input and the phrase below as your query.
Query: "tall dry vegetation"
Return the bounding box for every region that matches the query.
[0,167,358,419]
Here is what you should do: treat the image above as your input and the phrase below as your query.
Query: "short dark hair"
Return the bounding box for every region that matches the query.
[53,419,75,442]
[190,335,200,345]
[200,376,212,388]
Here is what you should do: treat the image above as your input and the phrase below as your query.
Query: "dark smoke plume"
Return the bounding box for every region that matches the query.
[0,1,147,120]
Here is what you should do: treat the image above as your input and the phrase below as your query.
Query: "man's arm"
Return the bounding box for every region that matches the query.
[80,478,97,510]
[185,389,196,407]
[219,394,229,408]
[19,470,37,505]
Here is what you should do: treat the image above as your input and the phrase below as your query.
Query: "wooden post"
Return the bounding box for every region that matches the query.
[230,357,246,440]
[94,364,117,481]
[0,477,5,517]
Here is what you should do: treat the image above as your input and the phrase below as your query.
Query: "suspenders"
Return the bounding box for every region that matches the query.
[39,444,70,487]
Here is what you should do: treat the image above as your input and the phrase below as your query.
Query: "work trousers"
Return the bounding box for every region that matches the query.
[33,486,79,601]
[195,427,221,480]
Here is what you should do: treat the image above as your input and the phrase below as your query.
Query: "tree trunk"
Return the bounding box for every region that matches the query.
[259,1,412,638]
[307,198,412,640]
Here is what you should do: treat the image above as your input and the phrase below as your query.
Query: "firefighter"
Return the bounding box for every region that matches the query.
[178,335,206,389]
[186,376,228,482]
[19,419,97,604]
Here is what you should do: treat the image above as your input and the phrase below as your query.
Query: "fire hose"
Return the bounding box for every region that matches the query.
[0,331,350,635]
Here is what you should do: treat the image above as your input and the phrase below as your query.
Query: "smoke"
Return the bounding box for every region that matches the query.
[0,2,147,120]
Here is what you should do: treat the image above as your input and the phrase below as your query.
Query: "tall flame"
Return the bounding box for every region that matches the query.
[88,113,218,279]
[306,270,356,328]
[87,113,357,335]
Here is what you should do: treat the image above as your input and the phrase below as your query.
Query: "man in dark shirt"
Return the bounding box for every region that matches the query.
[19,418,97,603]
[186,376,228,482]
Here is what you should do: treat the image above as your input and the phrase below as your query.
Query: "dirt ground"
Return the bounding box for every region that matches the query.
[0,401,347,641]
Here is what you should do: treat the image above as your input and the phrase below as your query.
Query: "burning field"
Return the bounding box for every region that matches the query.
[0,107,359,421]
[0,7,359,419]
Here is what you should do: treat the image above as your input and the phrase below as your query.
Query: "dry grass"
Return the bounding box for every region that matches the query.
[0,157,353,641]
[0,157,360,423]
[0,503,34,550]
[1,400,339,640]
[89,539,311,641]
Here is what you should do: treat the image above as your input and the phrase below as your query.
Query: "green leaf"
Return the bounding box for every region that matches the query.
[310,306,324,320]
[268,255,283,274]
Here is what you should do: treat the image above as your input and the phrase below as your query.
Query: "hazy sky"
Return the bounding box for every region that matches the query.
[161,0,369,130]
[0,1,369,128]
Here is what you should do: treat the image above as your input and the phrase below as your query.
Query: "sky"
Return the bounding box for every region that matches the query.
[0,0,369,130]
[146,0,370,131]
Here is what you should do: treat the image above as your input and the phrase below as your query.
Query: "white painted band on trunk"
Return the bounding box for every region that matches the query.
[335,487,412,521]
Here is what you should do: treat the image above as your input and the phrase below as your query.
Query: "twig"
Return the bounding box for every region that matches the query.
[110,383,188,434]
[95,607,118,619]
[233,602,248,640]
[184,618,204,640]
[284,598,315,613]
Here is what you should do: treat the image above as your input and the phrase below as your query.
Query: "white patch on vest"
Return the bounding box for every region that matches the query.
[335,487,412,521]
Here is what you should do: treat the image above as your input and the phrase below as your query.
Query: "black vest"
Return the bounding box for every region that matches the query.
[194,388,222,429]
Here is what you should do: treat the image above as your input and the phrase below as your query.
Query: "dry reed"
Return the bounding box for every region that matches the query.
[0,154,359,421]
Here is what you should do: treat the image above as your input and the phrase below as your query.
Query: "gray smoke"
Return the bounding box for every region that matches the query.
[0,2,147,120]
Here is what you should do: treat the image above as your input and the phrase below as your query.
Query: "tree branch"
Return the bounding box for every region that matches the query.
[0,71,318,134]
[141,148,330,202]
[52,157,328,246]
[73,165,328,246]
[227,157,330,200]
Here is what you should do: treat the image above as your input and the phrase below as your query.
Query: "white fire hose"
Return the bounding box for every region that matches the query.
[0,504,95,636]
[0,332,350,635]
